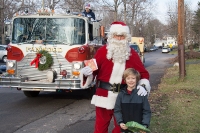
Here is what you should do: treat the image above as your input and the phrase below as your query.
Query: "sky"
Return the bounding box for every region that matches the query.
[154,0,200,24]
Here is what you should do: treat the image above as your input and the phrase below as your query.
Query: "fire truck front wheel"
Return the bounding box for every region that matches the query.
[23,91,40,97]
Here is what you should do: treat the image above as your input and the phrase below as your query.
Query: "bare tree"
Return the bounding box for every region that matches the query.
[166,1,178,38]
[184,4,195,46]
[1,0,28,44]
[125,0,154,36]
[166,1,195,46]
[99,0,123,21]
[95,5,115,30]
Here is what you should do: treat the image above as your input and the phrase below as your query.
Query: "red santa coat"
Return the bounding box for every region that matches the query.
[90,45,150,110]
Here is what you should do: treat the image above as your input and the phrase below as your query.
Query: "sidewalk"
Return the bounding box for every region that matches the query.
[58,118,114,133]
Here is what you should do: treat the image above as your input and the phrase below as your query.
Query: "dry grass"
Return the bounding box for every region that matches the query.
[149,63,200,133]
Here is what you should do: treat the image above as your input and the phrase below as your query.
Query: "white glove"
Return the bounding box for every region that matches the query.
[81,66,93,76]
[137,85,147,96]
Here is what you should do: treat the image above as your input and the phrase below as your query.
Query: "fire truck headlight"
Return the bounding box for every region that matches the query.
[6,60,16,75]
[73,63,81,70]
[7,60,15,68]
[72,62,82,77]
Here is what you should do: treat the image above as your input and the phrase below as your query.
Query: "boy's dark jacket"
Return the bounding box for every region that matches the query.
[83,9,95,20]
[114,85,151,128]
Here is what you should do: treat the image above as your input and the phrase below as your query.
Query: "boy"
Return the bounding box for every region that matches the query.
[114,68,151,133]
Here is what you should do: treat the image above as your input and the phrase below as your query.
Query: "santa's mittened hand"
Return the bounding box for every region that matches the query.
[137,85,147,96]
[81,66,93,76]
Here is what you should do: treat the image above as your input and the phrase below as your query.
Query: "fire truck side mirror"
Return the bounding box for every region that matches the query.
[66,9,70,14]
[24,8,28,14]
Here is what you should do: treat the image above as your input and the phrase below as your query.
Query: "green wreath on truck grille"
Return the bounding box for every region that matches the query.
[38,50,53,71]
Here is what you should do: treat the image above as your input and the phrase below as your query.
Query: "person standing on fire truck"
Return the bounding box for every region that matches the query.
[83,3,95,20]
[80,21,151,133]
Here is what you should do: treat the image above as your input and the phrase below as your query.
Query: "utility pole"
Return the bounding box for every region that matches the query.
[0,0,5,45]
[178,0,186,78]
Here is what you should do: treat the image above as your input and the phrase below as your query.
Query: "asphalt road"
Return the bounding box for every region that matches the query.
[0,49,177,133]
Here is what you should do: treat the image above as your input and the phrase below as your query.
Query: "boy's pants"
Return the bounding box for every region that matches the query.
[94,106,121,133]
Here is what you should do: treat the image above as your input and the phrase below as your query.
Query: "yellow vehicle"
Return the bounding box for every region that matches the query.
[130,37,145,64]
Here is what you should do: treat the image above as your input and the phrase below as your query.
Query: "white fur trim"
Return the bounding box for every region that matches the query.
[91,91,118,110]
[80,71,93,89]
[110,24,130,34]
[109,62,125,84]
[138,79,151,93]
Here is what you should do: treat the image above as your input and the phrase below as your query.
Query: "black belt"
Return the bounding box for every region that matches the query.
[97,81,126,92]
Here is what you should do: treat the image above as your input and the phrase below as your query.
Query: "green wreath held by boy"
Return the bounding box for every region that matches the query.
[38,50,53,71]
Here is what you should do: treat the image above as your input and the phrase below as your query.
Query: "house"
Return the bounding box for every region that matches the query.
[166,37,177,48]
[153,37,177,48]
[154,38,166,47]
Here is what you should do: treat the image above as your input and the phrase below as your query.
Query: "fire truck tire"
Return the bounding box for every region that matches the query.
[23,91,40,97]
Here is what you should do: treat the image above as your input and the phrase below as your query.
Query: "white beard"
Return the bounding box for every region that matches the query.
[106,34,131,84]
[106,38,131,64]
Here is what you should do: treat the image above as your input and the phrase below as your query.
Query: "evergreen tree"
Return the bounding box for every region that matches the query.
[192,2,200,35]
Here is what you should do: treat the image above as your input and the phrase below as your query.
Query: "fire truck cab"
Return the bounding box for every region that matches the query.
[0,9,104,97]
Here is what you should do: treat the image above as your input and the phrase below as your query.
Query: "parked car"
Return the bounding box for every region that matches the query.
[149,47,156,51]
[0,45,7,63]
[129,44,145,64]
[168,47,171,52]
[0,65,6,74]
[154,46,158,50]
[130,44,140,53]
[162,47,169,53]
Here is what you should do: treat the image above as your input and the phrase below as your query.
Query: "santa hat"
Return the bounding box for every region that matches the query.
[109,21,130,35]
[85,3,91,9]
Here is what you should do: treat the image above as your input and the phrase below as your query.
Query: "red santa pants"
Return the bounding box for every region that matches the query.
[94,106,121,133]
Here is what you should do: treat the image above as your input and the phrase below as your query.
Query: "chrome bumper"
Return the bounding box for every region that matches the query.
[0,76,90,91]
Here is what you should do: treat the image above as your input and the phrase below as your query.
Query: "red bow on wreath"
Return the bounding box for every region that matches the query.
[30,53,42,68]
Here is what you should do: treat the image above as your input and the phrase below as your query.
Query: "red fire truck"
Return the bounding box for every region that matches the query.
[0,9,104,97]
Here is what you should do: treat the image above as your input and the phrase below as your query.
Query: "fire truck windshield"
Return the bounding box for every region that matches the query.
[12,17,86,45]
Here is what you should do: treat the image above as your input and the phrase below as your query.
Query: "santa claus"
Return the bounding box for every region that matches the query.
[81,21,151,133]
